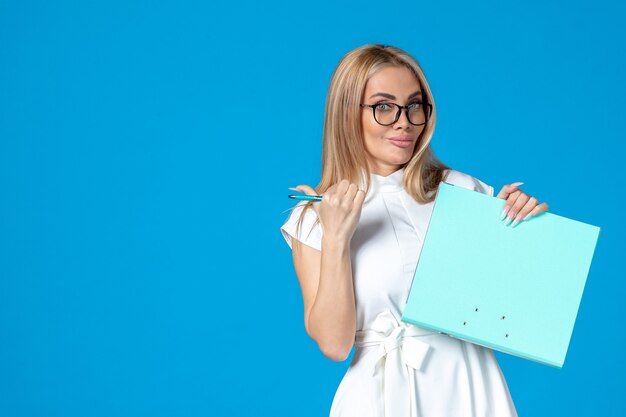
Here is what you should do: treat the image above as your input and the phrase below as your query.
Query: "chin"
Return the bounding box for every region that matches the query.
[390,150,415,164]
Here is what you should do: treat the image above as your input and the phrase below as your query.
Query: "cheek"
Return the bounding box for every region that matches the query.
[416,126,426,141]
[362,116,386,139]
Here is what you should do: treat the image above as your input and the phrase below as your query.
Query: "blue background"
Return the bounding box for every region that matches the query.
[1,0,623,415]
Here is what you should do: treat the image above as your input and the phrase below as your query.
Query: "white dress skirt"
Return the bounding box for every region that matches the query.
[280,168,518,417]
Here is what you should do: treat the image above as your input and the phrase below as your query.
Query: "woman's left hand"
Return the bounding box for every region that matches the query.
[496,182,549,227]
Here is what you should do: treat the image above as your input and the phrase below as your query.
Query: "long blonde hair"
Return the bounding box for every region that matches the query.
[294,44,451,243]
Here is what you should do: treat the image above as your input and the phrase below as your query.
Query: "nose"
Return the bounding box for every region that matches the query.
[393,108,412,129]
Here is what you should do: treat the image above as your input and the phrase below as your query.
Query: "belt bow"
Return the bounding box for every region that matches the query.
[355,309,432,417]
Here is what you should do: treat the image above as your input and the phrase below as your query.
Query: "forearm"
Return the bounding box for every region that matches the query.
[308,236,356,361]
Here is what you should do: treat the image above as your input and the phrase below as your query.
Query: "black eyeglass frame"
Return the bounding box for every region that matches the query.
[359,102,433,126]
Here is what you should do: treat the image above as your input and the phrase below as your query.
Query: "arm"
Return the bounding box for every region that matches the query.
[292,236,356,362]
[289,180,365,362]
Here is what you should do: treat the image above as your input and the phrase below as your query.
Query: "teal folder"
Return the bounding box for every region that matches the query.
[401,182,600,368]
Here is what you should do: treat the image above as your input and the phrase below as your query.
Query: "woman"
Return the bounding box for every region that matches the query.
[280,44,548,417]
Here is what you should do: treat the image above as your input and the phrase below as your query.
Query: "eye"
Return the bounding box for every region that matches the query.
[375,103,393,111]
[408,102,422,110]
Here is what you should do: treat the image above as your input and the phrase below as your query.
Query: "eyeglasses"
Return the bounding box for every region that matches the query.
[360,101,432,126]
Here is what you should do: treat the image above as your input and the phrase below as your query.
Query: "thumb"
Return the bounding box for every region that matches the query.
[292,184,319,196]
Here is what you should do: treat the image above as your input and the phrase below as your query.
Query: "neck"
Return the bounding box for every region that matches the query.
[368,163,405,177]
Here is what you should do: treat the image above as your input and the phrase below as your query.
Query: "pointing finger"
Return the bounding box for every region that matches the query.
[292,184,319,197]
[496,182,524,200]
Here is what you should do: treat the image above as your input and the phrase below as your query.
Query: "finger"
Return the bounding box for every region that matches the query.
[515,196,538,223]
[293,184,319,196]
[505,193,530,225]
[496,182,524,200]
[326,180,348,205]
[291,184,322,216]
[345,183,359,201]
[506,195,531,227]
[499,190,521,220]
[354,189,366,208]
[524,202,549,220]
[335,179,350,197]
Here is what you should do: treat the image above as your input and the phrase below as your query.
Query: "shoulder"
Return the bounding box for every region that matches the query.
[442,168,494,197]
[280,201,323,251]
[284,201,319,225]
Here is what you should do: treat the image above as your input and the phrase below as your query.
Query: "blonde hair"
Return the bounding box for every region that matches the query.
[293,44,451,244]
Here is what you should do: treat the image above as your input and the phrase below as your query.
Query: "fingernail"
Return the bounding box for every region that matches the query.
[500,206,510,220]
[523,212,532,221]
[511,214,522,228]
[505,215,514,226]
[288,187,300,191]
[511,182,524,187]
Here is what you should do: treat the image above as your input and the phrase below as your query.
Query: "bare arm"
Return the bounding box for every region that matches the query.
[292,236,356,362]
[290,180,365,362]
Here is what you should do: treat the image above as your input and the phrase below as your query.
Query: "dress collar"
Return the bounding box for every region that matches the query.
[359,167,405,204]
[371,167,405,192]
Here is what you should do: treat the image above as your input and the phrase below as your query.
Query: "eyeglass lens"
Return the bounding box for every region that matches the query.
[375,103,428,125]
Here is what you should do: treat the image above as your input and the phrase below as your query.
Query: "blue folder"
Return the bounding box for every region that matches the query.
[401,182,600,368]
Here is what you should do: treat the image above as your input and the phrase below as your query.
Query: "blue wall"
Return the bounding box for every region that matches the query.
[1,0,623,415]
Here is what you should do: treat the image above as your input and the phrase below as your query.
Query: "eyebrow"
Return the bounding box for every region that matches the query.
[369,91,423,100]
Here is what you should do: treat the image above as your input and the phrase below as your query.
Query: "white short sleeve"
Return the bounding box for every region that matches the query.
[444,169,494,197]
[473,177,495,197]
[280,202,323,251]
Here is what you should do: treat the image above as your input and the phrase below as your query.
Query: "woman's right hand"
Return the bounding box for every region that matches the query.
[294,180,366,242]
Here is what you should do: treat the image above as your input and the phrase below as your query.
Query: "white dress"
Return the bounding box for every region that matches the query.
[280,168,518,417]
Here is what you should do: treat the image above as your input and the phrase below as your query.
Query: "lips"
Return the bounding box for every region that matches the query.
[387,136,414,148]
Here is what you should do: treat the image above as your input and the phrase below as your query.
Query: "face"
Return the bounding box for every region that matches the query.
[360,65,426,176]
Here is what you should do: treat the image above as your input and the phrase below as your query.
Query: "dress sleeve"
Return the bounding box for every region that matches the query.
[443,169,495,197]
[280,202,323,251]
[473,177,495,197]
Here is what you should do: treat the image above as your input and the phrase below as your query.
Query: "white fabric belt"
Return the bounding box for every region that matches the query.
[354,309,434,417]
